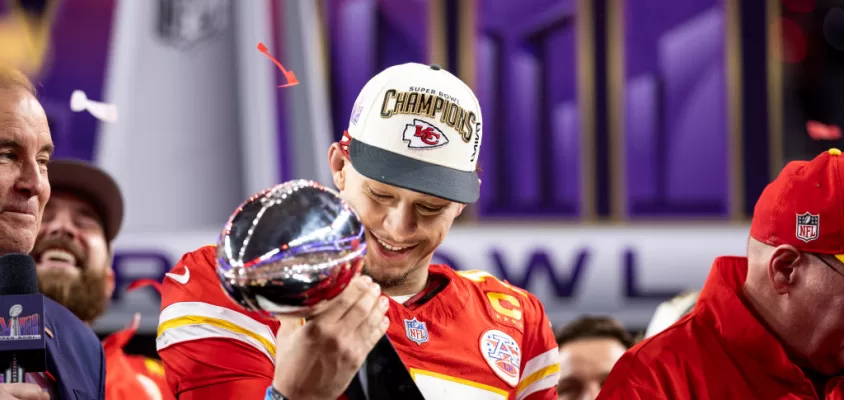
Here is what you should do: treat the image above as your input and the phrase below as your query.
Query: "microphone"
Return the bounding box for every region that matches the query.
[0,254,46,383]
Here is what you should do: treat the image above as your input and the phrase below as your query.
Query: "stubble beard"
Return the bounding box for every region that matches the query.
[361,254,423,291]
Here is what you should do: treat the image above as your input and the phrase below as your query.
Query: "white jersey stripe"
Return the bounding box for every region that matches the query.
[519,348,559,382]
[157,301,277,363]
[159,302,276,345]
[515,373,558,400]
[156,323,275,363]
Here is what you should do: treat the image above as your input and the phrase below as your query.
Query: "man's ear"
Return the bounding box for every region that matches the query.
[328,143,347,191]
[769,245,802,295]
[105,248,116,298]
[106,268,115,298]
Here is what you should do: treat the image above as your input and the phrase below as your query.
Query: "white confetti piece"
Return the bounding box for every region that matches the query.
[70,90,118,123]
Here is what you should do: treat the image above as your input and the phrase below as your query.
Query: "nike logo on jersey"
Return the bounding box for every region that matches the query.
[166,266,190,284]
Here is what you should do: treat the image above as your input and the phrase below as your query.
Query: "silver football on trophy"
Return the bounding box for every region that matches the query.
[216,180,366,316]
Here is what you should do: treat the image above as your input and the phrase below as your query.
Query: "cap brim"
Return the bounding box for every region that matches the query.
[836,254,844,265]
[47,160,124,241]
[349,139,479,204]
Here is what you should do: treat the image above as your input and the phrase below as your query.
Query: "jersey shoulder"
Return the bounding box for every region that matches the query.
[452,268,537,303]
[166,244,217,283]
[447,268,559,400]
[158,245,279,364]
[160,244,228,308]
[452,269,527,293]
[446,267,545,332]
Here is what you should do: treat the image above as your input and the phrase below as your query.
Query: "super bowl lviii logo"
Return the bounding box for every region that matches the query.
[0,304,40,340]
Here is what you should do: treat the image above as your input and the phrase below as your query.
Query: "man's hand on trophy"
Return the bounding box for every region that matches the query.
[271,275,390,400]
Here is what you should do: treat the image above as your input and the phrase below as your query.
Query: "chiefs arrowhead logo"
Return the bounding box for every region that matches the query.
[402,119,449,149]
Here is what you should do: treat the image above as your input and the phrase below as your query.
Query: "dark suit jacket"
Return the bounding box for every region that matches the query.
[44,297,105,400]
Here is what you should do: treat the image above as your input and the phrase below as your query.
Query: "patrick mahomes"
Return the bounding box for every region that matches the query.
[157,63,560,400]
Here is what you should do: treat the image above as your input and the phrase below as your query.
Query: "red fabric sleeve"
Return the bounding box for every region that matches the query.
[159,338,274,399]
[518,295,561,400]
[595,351,668,400]
[158,246,279,398]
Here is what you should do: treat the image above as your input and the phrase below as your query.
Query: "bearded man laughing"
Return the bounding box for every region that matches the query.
[33,159,174,400]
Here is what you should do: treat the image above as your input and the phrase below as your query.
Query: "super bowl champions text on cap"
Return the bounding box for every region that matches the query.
[379,87,477,144]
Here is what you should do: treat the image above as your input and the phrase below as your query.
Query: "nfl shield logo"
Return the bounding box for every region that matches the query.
[796,212,820,243]
[404,317,428,345]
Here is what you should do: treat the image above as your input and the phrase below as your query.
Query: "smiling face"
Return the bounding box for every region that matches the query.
[328,143,465,293]
[0,86,52,254]
[31,192,113,323]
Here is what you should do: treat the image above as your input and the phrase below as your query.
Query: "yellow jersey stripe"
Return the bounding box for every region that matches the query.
[159,302,276,343]
[516,363,560,394]
[520,348,559,380]
[156,323,275,364]
[158,315,277,358]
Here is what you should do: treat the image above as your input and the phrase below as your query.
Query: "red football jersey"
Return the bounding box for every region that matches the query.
[157,245,559,400]
[104,314,174,400]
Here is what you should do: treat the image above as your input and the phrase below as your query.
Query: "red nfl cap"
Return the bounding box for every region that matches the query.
[751,148,844,262]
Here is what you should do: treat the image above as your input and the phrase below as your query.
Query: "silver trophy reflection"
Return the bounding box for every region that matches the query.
[215,180,425,400]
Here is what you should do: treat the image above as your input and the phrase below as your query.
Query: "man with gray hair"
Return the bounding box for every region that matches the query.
[0,66,105,400]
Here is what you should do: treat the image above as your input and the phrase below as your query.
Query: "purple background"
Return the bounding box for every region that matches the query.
[322,0,734,219]
[477,0,580,216]
[23,0,744,220]
[0,0,117,162]
[323,0,430,151]
[624,0,729,217]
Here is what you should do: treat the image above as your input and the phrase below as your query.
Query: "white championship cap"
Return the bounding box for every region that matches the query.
[346,63,483,204]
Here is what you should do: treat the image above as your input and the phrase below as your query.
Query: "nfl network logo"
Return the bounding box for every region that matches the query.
[404,317,428,345]
[796,212,820,243]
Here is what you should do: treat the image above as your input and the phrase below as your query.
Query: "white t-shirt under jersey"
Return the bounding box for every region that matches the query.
[389,294,416,304]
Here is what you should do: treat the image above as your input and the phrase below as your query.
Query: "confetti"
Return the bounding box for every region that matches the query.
[806,120,842,141]
[70,90,118,123]
[257,42,299,88]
